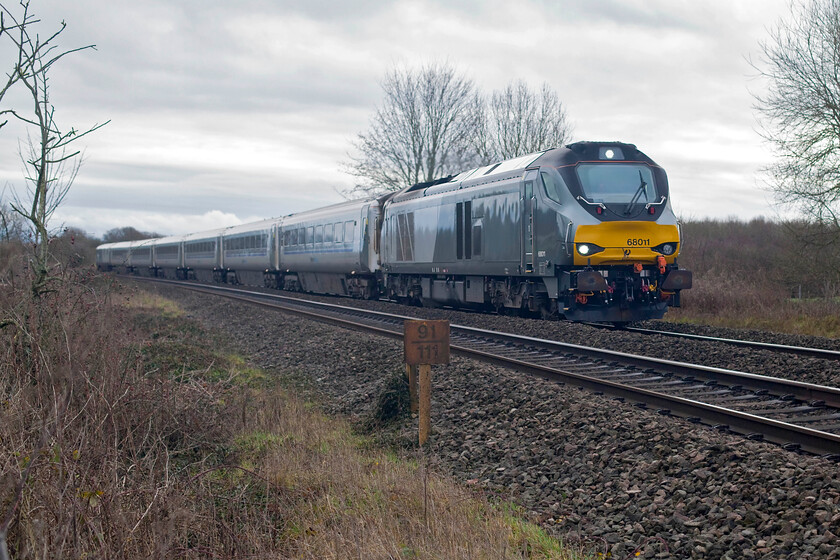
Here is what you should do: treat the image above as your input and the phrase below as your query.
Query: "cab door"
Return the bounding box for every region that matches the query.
[522,169,538,273]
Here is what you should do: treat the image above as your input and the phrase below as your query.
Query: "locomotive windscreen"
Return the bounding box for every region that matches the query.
[576,164,657,204]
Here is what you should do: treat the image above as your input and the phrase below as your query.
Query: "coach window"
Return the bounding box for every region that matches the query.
[335,222,344,243]
[345,221,355,243]
[299,228,305,246]
[315,225,323,244]
[305,227,313,246]
[325,223,334,244]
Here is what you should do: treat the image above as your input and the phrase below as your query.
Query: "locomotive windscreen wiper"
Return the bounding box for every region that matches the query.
[624,170,648,214]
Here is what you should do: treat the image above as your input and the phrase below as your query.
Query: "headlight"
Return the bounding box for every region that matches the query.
[653,242,676,255]
[576,243,604,256]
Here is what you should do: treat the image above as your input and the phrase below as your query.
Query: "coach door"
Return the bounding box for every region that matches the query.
[522,169,538,273]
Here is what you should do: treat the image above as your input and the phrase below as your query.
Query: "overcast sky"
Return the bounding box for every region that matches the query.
[0,0,792,237]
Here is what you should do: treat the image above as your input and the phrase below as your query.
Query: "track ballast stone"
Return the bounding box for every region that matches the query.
[138,282,840,560]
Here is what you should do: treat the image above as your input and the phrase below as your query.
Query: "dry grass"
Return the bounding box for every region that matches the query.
[0,247,590,559]
[672,218,840,337]
[243,384,589,559]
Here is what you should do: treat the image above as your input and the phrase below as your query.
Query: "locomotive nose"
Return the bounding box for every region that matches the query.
[572,222,680,266]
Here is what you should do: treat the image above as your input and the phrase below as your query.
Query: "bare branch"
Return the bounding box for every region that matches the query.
[343,64,574,199]
[752,0,840,234]
[0,0,108,296]
[343,62,484,197]
[479,80,573,162]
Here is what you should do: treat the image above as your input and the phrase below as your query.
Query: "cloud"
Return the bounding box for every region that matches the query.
[52,207,262,238]
[0,0,793,238]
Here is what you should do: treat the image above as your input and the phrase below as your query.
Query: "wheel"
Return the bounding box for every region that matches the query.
[540,299,560,320]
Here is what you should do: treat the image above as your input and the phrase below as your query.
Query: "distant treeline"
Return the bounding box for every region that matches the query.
[679,218,840,299]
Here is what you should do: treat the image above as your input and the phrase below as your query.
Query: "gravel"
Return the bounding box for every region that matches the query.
[254,287,840,389]
[137,281,840,560]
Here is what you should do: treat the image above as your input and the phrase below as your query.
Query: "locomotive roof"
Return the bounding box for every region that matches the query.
[387,141,656,204]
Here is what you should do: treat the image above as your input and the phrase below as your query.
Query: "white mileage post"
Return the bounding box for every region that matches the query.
[404,319,450,446]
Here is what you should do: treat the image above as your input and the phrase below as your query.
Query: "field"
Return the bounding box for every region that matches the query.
[0,253,589,558]
[1,216,839,556]
[668,218,840,337]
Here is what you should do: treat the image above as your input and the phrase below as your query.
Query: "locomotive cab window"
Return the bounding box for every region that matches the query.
[576,164,657,204]
[541,171,565,204]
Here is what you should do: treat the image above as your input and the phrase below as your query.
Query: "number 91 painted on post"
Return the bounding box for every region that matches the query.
[404,320,450,365]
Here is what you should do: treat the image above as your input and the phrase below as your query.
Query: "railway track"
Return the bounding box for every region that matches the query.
[131,277,840,458]
[585,322,840,361]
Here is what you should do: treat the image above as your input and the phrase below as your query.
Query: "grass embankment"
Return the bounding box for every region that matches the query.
[669,219,840,338]
[668,296,840,338]
[1,281,587,559]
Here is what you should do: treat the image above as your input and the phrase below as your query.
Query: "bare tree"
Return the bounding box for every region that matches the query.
[344,65,575,197]
[344,62,484,196]
[753,0,840,230]
[0,10,22,132]
[478,80,573,162]
[1,0,108,295]
[0,199,24,241]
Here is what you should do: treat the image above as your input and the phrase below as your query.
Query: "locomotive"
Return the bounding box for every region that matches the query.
[96,141,692,324]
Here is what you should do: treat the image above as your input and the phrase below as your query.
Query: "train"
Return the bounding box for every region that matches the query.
[96,141,692,324]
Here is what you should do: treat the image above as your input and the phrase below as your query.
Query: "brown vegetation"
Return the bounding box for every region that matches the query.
[0,243,585,559]
[672,218,840,336]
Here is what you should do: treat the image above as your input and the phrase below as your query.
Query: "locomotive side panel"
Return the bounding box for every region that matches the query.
[383,180,524,277]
